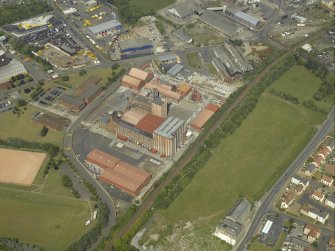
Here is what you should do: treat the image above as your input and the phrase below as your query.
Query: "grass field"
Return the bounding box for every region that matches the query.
[0,105,64,147]
[129,0,175,12]
[0,188,93,250]
[271,65,333,110]
[45,67,122,89]
[141,65,331,250]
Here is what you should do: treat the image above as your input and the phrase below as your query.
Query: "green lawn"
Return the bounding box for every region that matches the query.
[45,67,121,89]
[270,65,332,110]
[129,0,175,12]
[0,105,64,147]
[42,170,74,197]
[0,188,93,251]
[249,241,274,251]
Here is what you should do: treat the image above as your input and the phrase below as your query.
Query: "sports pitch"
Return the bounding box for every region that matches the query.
[0,148,46,186]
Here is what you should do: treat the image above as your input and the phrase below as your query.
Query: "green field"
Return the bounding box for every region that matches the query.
[129,0,175,12]
[141,65,331,249]
[271,65,333,110]
[45,67,122,89]
[0,169,94,250]
[0,105,64,147]
[186,52,202,68]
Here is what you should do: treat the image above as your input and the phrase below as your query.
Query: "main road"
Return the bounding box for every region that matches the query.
[236,107,335,251]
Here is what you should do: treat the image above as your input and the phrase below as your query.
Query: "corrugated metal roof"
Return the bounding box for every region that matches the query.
[88,20,122,34]
[167,63,184,76]
[122,74,142,87]
[129,68,150,81]
[157,53,177,62]
[59,94,85,107]
[234,11,259,27]
[154,116,184,139]
[191,109,215,131]
[136,113,164,134]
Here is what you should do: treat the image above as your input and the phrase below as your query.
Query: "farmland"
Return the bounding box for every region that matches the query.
[139,65,330,250]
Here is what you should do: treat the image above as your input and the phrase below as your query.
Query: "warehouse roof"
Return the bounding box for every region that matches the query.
[122,75,142,87]
[145,81,182,102]
[59,94,85,107]
[88,20,122,34]
[99,161,151,196]
[86,148,120,169]
[206,103,220,112]
[217,218,243,237]
[35,114,66,131]
[177,83,192,94]
[119,38,152,51]
[157,53,177,62]
[129,68,151,81]
[81,84,101,100]
[234,11,260,27]
[226,198,251,224]
[174,30,192,43]
[136,113,165,134]
[154,116,184,139]
[191,109,215,131]
[121,108,148,125]
[167,63,184,76]
[167,3,193,19]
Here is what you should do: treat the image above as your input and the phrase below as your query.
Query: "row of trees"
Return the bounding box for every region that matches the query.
[269,89,299,104]
[105,68,127,88]
[67,201,109,251]
[62,175,80,198]
[0,237,42,251]
[0,0,51,27]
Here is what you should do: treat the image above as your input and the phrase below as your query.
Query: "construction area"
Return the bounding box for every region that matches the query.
[0,148,46,186]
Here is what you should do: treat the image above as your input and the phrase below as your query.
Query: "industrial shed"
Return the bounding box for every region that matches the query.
[86,148,120,169]
[145,81,183,103]
[88,20,122,38]
[234,11,260,28]
[135,113,165,135]
[191,103,220,131]
[121,75,143,91]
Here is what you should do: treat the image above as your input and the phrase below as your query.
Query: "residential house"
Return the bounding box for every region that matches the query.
[291,174,302,185]
[295,184,305,195]
[303,224,321,243]
[325,195,335,209]
[312,155,324,167]
[305,163,317,176]
[281,193,295,209]
[317,146,331,159]
[326,139,335,151]
[321,175,334,186]
[311,190,325,202]
[300,204,329,224]
[289,237,310,251]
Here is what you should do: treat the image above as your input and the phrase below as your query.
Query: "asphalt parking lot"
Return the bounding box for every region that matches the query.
[259,214,285,247]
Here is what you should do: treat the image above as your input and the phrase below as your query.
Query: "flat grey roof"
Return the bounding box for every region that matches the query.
[155,116,184,139]
[88,20,122,34]
[217,218,243,237]
[167,63,184,76]
[174,30,192,42]
[81,84,101,100]
[157,53,177,62]
[119,37,152,50]
[226,199,251,224]
[234,11,260,27]
[200,10,240,35]
[170,2,193,18]
[290,237,310,248]
[60,94,85,107]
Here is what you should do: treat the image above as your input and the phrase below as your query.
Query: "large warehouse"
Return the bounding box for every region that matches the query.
[144,81,183,103]
[86,149,151,196]
[119,38,153,59]
[88,20,122,38]
[191,103,220,131]
[0,50,28,84]
[121,67,154,92]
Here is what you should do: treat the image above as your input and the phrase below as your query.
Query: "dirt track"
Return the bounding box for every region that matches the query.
[0,148,46,186]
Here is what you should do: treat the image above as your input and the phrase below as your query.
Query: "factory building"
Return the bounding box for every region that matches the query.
[144,81,183,103]
[129,91,168,118]
[86,148,151,196]
[0,50,28,84]
[153,116,186,157]
[157,53,178,63]
[121,67,154,92]
[88,20,122,38]
[176,83,192,97]
[173,30,193,44]
[233,11,260,28]
[212,40,253,79]
[191,103,220,131]
[167,2,194,21]
[119,38,153,59]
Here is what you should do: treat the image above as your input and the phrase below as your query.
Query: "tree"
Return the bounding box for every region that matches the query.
[79,69,87,76]
[62,75,70,81]
[40,126,48,137]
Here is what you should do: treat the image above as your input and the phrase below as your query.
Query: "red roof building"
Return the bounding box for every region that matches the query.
[135,113,165,134]
[191,103,220,131]
[86,148,120,169]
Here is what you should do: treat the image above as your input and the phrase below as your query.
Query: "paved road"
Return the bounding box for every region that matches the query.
[236,107,334,251]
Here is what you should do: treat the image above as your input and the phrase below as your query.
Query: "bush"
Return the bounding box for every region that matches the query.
[61,76,70,81]
[79,69,87,76]
[40,126,48,137]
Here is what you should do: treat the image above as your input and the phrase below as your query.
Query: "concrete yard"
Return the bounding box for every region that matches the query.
[0,148,46,186]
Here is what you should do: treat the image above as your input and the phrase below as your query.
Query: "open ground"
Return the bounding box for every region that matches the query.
[0,105,64,147]
[0,148,46,186]
[128,0,175,13]
[139,65,331,250]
